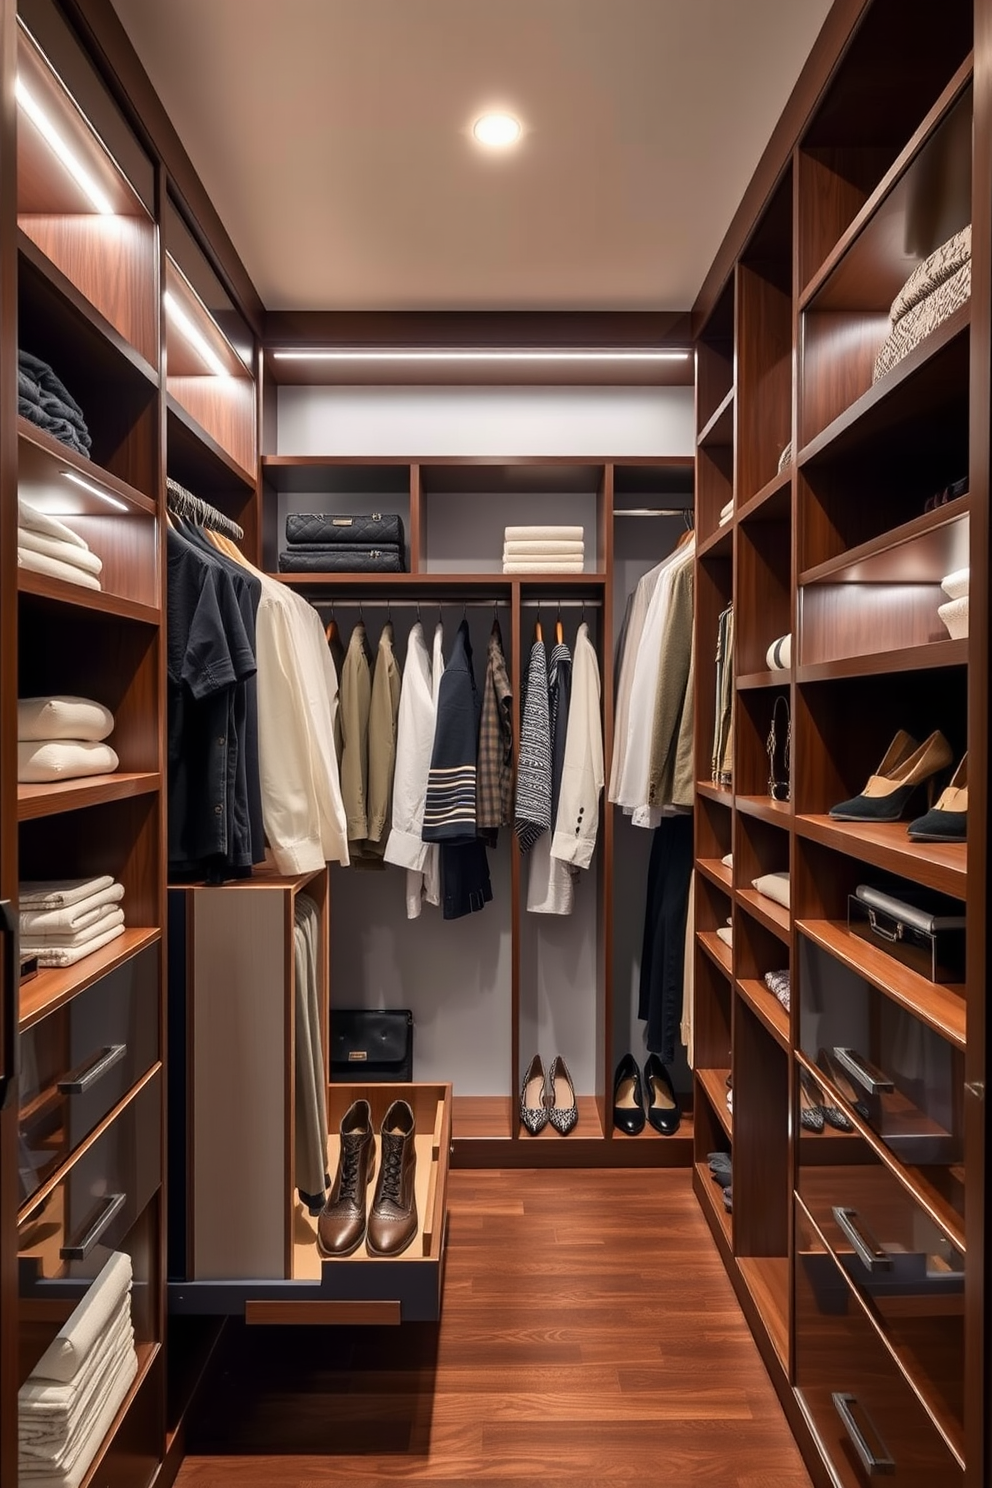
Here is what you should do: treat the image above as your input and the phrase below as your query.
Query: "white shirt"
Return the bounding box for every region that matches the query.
[608,554,672,802]
[551,623,604,870]
[383,623,436,917]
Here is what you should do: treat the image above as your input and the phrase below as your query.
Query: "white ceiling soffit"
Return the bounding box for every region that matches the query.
[110,0,832,313]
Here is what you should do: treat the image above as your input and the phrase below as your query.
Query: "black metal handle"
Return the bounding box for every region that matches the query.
[60,1192,126,1261]
[832,1392,895,1475]
[833,1046,894,1095]
[832,1206,892,1275]
[0,900,18,1110]
[58,1044,127,1096]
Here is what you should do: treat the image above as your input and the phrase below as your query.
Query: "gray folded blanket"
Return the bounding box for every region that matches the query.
[18,352,92,455]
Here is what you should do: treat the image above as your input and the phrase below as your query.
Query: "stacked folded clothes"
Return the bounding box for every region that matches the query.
[20,875,126,968]
[279,512,406,572]
[18,351,92,459]
[19,1250,137,1488]
[718,499,733,527]
[503,525,585,573]
[17,695,118,786]
[938,566,969,639]
[18,500,103,593]
[874,225,972,382]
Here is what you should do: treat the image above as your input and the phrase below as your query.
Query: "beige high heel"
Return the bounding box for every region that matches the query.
[829,730,952,822]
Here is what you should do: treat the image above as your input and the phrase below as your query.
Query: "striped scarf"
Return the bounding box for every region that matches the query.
[515,639,551,851]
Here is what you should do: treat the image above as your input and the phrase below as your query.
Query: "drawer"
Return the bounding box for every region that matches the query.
[798,937,963,1186]
[796,1202,964,1486]
[19,946,159,1204]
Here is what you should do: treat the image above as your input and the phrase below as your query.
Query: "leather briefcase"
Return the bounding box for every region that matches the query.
[278,546,404,572]
[330,1008,413,1082]
[285,512,405,547]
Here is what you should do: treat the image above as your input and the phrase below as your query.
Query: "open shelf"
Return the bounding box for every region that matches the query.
[697,857,733,892]
[19,926,161,1032]
[17,771,161,822]
[736,978,790,1051]
[738,466,792,524]
[695,1160,733,1249]
[799,495,970,587]
[17,569,159,626]
[737,669,790,691]
[735,795,792,827]
[18,416,156,516]
[452,1095,516,1142]
[736,887,790,943]
[274,570,606,592]
[795,815,966,898]
[166,395,254,490]
[696,781,734,807]
[737,1255,789,1372]
[697,523,733,559]
[697,386,735,449]
[697,929,733,979]
[796,639,968,683]
[797,919,965,1048]
[697,1067,733,1139]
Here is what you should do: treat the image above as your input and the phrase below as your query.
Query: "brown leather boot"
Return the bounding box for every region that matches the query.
[366,1100,418,1257]
[317,1099,374,1257]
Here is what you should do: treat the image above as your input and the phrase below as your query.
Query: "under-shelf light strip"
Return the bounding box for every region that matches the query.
[272,349,690,363]
[164,290,231,379]
[15,77,114,216]
[61,471,128,512]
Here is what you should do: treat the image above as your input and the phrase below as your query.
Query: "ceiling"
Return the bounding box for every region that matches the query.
[109,0,832,314]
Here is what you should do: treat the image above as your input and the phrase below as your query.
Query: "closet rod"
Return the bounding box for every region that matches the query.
[166,477,245,540]
[311,598,602,609]
[613,507,692,517]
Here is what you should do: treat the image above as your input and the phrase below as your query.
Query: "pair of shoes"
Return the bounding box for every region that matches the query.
[816,1049,867,1126]
[612,1054,681,1135]
[520,1055,577,1135]
[924,476,967,512]
[317,1099,418,1259]
[829,730,953,824]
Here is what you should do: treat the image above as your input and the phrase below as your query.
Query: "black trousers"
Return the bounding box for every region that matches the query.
[638,813,693,1063]
[441,839,493,920]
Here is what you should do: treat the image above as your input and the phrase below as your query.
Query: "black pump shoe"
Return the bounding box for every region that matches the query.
[612,1054,645,1135]
[644,1055,681,1136]
[829,730,951,822]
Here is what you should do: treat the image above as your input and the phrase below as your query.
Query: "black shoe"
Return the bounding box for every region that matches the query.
[644,1055,681,1135]
[907,754,967,842]
[612,1054,645,1135]
[829,730,951,822]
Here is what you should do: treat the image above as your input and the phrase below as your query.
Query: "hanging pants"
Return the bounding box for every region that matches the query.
[638,813,694,1064]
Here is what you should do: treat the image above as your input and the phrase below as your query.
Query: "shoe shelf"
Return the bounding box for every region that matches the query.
[735,979,789,1051]
[697,929,732,980]
[795,816,966,898]
[452,1094,516,1143]
[799,496,971,589]
[735,888,790,944]
[697,857,732,892]
[19,925,161,1033]
[696,1067,733,1139]
[693,1160,733,1252]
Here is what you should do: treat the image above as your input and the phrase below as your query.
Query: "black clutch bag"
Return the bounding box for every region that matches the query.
[285,512,405,547]
[330,1009,413,1082]
[766,694,792,802]
[278,546,404,572]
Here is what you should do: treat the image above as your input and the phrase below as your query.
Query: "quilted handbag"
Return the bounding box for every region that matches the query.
[330,1008,413,1083]
[285,512,405,548]
[278,546,404,573]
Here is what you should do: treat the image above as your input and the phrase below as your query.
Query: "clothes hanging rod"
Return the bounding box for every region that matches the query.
[613,507,693,517]
[310,598,601,609]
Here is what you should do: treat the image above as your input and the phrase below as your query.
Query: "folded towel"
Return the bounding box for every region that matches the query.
[19,1348,137,1488]
[720,853,733,869]
[17,501,89,551]
[777,440,793,473]
[752,871,790,910]
[17,529,103,578]
[890,225,971,324]
[21,1293,132,1412]
[23,923,125,968]
[937,595,969,639]
[17,740,119,784]
[504,525,583,543]
[716,926,733,947]
[18,549,102,592]
[26,1261,133,1386]
[22,908,125,951]
[20,876,115,910]
[20,884,124,938]
[502,560,584,573]
[18,697,114,744]
[719,499,734,522]
[941,567,969,600]
[502,540,585,556]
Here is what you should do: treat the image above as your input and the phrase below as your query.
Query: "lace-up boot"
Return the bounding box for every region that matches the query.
[366,1100,418,1257]
[317,1099,374,1257]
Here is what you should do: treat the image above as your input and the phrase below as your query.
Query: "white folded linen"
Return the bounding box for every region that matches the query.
[18,741,119,784]
[720,853,733,869]
[29,1253,132,1386]
[941,567,969,599]
[24,923,125,968]
[718,499,734,525]
[20,1299,132,1421]
[19,1348,137,1488]
[18,548,102,592]
[20,884,124,938]
[938,595,969,639]
[502,560,584,573]
[20,876,115,910]
[716,926,733,947]
[504,525,583,543]
[18,697,114,743]
[17,528,103,577]
[502,539,584,556]
[18,500,89,550]
[752,871,790,910]
[21,908,124,951]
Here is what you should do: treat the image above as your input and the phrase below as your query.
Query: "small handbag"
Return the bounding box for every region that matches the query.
[766,694,792,802]
[285,512,405,548]
[330,1008,413,1083]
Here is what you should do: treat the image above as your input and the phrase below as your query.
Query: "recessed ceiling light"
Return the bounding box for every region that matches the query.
[473,112,521,148]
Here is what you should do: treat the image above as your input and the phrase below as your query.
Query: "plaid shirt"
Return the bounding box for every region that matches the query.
[478,620,514,831]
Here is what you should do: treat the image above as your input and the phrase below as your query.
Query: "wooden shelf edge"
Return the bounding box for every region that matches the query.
[273,571,607,589]
[737,464,793,521]
[798,55,975,311]
[795,815,966,897]
[696,1067,733,1138]
[798,304,971,468]
[17,771,161,821]
[737,669,790,691]
[17,568,159,624]
[166,394,256,489]
[736,1256,789,1374]
[697,929,733,980]
[736,978,790,1051]
[695,780,734,806]
[697,522,734,558]
[76,1340,160,1488]
[796,919,966,1048]
[735,795,793,826]
[735,887,791,943]
[17,417,158,515]
[799,495,971,588]
[796,639,969,682]
[697,857,733,892]
[694,1160,733,1248]
[19,927,162,1031]
[697,385,735,448]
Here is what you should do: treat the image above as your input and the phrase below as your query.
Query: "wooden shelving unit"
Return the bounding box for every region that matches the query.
[691,3,982,1483]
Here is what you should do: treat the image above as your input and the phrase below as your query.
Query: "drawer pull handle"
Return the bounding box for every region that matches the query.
[0,900,18,1110]
[58,1044,127,1096]
[832,1392,895,1475]
[833,1046,894,1096]
[831,1206,892,1274]
[60,1192,126,1261]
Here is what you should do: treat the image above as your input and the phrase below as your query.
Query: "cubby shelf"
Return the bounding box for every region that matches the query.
[166,395,255,489]
[697,523,733,558]
[694,1161,733,1249]
[799,496,971,587]
[77,1342,160,1488]
[736,888,790,944]
[17,770,161,822]
[697,1067,733,1139]
[696,781,734,807]
[795,815,966,898]
[697,929,733,979]
[696,386,735,448]
[16,569,159,625]
[737,1256,789,1372]
[18,417,157,516]
[697,858,733,892]
[736,978,789,1051]
[19,927,162,1033]
[735,795,792,827]
[796,639,968,683]
[737,466,792,523]
[797,919,966,1048]
[737,669,790,691]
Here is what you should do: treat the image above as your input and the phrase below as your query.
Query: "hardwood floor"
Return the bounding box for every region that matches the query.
[174,1169,811,1487]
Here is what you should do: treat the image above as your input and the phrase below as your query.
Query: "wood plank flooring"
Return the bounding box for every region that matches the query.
[174,1169,812,1488]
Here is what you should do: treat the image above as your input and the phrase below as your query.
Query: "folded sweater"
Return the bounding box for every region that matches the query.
[20,876,115,910]
[21,907,125,950]
[504,525,583,543]
[503,560,584,573]
[17,740,119,784]
[18,696,114,743]
[18,528,103,577]
[22,922,125,968]
[18,547,102,592]
[20,883,124,938]
[18,501,89,550]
